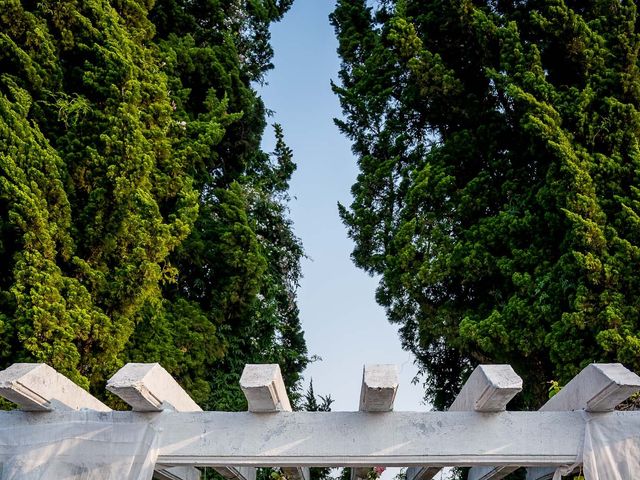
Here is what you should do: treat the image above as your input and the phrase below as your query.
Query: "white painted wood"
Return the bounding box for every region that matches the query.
[542,363,640,412]
[240,364,292,412]
[450,365,522,412]
[0,409,593,467]
[352,365,400,480]
[240,364,306,480]
[359,364,399,412]
[106,363,201,480]
[470,363,640,480]
[0,363,109,411]
[411,365,522,480]
[524,363,640,480]
[107,363,200,412]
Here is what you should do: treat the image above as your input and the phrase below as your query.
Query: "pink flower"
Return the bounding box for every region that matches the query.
[373,467,386,475]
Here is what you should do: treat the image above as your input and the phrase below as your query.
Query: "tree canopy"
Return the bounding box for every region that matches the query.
[332,0,640,409]
[0,0,307,409]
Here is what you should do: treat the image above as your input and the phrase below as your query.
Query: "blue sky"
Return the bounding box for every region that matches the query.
[259,0,426,414]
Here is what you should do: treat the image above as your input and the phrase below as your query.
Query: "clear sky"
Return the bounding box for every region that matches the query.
[258,0,427,415]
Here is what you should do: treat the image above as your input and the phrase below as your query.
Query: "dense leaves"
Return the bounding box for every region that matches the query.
[332,0,640,409]
[0,0,307,407]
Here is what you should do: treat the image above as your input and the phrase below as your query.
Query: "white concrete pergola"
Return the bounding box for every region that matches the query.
[0,361,638,480]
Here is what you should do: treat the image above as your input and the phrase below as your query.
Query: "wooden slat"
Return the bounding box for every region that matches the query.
[0,363,109,411]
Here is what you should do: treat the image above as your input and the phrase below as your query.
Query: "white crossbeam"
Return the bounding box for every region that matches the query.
[107,363,200,412]
[542,363,640,412]
[240,364,304,480]
[470,363,640,480]
[359,364,399,412]
[106,363,202,480]
[408,365,522,480]
[352,365,400,480]
[240,364,292,412]
[0,409,600,467]
[0,363,109,411]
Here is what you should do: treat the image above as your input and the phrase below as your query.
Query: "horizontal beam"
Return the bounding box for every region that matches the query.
[0,410,608,467]
[0,363,109,412]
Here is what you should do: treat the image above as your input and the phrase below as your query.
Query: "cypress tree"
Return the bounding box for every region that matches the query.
[332,0,640,408]
[0,0,308,408]
[0,0,200,390]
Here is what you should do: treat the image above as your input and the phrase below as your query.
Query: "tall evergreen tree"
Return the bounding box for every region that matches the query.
[0,0,308,408]
[126,0,308,409]
[0,0,199,390]
[332,0,640,409]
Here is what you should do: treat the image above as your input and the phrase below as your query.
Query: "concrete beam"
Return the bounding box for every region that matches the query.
[410,365,522,480]
[0,409,598,467]
[107,363,200,412]
[542,363,640,412]
[240,364,292,412]
[106,363,201,480]
[352,365,400,480]
[359,364,399,412]
[0,363,109,411]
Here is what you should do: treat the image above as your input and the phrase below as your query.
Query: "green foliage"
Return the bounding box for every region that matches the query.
[332,0,640,409]
[0,0,308,408]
